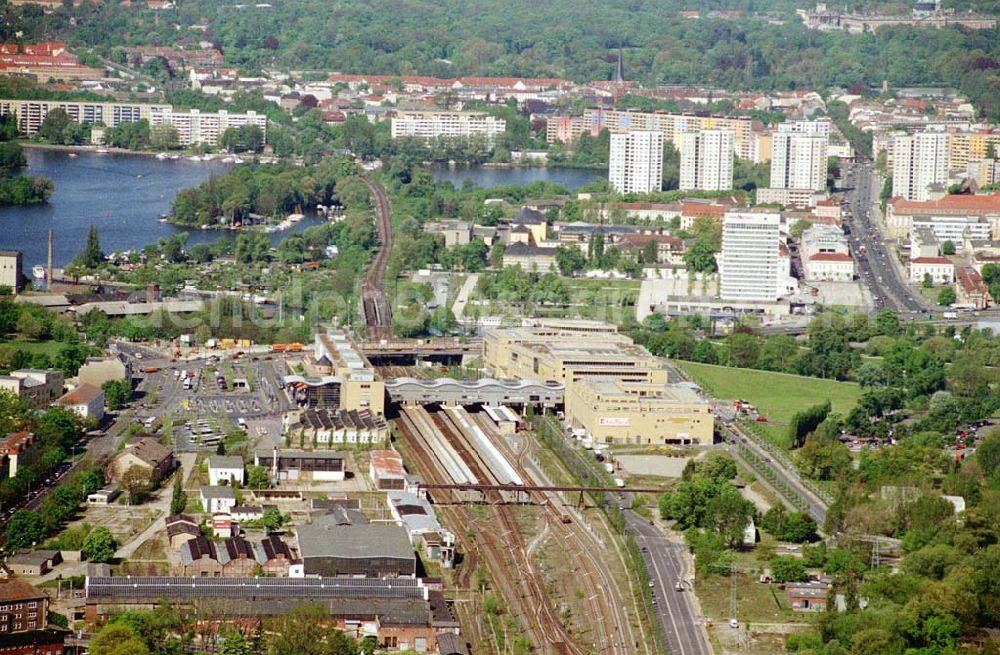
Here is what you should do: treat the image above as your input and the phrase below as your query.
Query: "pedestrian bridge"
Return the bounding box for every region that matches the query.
[385,377,564,406]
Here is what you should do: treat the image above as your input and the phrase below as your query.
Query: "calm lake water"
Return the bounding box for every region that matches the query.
[0,149,326,277]
[431,164,605,190]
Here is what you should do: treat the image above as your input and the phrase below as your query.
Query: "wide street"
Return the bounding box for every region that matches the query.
[842,161,927,314]
[626,511,713,655]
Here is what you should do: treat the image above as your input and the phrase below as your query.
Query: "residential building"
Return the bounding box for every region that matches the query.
[148,108,267,147]
[54,384,104,421]
[500,243,558,272]
[390,111,506,144]
[108,438,174,485]
[296,521,416,578]
[576,108,757,160]
[616,234,686,266]
[769,122,828,192]
[200,486,237,514]
[0,432,38,479]
[206,456,245,487]
[910,257,955,284]
[719,211,784,302]
[565,379,714,446]
[679,129,734,191]
[893,131,949,201]
[0,370,63,408]
[609,130,663,195]
[253,448,346,482]
[0,566,52,636]
[0,99,170,136]
[957,266,992,309]
[0,251,21,293]
[77,354,132,389]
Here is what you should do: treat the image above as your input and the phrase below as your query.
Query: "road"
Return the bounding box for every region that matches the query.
[842,161,926,314]
[669,362,829,525]
[626,512,712,655]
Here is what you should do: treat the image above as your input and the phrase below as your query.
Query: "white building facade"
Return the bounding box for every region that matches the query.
[390,111,506,144]
[148,108,267,147]
[719,211,783,302]
[609,130,664,195]
[893,132,949,201]
[769,122,829,192]
[910,257,955,285]
[679,129,734,191]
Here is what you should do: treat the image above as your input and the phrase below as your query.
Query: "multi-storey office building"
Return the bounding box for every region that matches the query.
[719,211,783,302]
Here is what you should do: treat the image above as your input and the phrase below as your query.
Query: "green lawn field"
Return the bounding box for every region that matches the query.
[677,361,862,446]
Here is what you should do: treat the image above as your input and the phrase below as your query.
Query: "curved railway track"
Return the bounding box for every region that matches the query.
[359,174,393,340]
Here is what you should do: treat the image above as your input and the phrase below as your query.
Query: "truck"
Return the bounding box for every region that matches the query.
[943,311,958,319]
[142,366,160,374]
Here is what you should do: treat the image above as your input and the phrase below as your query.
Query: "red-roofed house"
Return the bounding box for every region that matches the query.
[54,383,104,421]
[0,432,38,479]
[680,201,727,229]
[957,266,992,309]
[909,257,954,285]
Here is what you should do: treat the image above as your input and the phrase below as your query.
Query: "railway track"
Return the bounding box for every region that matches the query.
[395,409,582,655]
[470,411,638,655]
[359,174,392,341]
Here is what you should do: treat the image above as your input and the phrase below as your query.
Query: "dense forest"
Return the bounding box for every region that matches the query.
[3,1,992,119]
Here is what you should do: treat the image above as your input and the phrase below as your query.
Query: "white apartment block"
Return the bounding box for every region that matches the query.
[910,257,955,285]
[720,211,783,302]
[579,109,757,160]
[770,122,829,192]
[390,111,506,144]
[609,130,664,195]
[148,108,267,147]
[893,132,949,201]
[0,99,266,147]
[0,98,169,136]
[679,129,734,191]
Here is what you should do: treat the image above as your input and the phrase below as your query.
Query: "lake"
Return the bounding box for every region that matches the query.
[431,164,605,190]
[0,148,326,277]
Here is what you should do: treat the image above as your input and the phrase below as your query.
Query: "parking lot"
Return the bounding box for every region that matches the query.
[131,352,292,452]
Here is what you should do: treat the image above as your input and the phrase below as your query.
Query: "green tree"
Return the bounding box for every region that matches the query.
[82,526,118,563]
[261,506,284,532]
[555,245,587,276]
[5,510,44,550]
[769,556,808,583]
[38,108,71,143]
[73,225,105,269]
[170,469,187,515]
[101,379,131,411]
[246,464,270,490]
[120,465,151,505]
[937,286,956,306]
[16,311,44,340]
[89,624,150,655]
[941,240,956,256]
